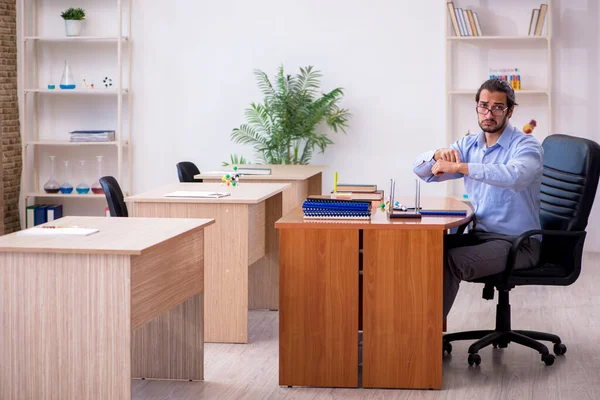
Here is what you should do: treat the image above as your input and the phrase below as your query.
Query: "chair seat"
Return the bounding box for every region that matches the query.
[471,262,571,287]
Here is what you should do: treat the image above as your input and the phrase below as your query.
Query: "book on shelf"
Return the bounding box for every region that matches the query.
[319,190,383,201]
[69,130,116,142]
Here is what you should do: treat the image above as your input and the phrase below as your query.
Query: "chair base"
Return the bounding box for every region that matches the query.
[442,291,566,366]
[443,329,565,366]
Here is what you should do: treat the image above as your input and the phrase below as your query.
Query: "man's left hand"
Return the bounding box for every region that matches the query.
[432,160,468,177]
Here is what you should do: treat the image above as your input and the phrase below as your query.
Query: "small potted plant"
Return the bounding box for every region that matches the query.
[61,7,85,37]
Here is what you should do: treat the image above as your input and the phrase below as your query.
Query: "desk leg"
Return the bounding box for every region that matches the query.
[362,229,443,389]
[279,228,359,388]
[0,253,131,400]
[132,293,204,381]
[249,193,282,310]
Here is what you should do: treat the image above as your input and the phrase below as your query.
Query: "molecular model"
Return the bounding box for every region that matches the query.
[221,166,241,187]
[379,200,402,212]
[103,77,113,88]
[523,119,537,134]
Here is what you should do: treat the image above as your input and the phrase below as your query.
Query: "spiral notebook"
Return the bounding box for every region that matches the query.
[302,198,372,220]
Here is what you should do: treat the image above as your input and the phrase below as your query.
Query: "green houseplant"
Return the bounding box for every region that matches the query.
[228,65,350,165]
[61,8,86,36]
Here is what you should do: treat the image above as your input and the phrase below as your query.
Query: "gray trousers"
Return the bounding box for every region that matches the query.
[444,230,541,318]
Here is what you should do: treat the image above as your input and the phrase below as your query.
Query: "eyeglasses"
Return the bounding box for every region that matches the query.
[476,105,508,116]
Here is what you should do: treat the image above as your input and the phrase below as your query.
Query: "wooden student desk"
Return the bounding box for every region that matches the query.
[0,216,213,400]
[275,197,473,390]
[197,164,326,214]
[126,182,289,343]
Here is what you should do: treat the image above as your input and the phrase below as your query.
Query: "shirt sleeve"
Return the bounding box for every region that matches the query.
[413,140,466,183]
[468,139,543,191]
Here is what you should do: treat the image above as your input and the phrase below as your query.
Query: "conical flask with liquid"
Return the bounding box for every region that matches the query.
[60,60,76,89]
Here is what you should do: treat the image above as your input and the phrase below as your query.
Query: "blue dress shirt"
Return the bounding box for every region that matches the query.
[413,122,544,237]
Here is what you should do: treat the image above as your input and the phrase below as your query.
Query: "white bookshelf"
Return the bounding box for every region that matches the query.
[20,1,132,218]
[445,0,552,201]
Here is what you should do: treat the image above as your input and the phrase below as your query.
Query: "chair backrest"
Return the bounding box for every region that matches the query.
[539,134,600,276]
[540,134,600,231]
[99,176,128,217]
[176,161,202,183]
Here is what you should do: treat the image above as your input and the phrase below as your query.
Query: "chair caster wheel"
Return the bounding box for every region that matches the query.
[554,343,567,356]
[468,353,481,366]
[443,341,452,356]
[542,354,555,366]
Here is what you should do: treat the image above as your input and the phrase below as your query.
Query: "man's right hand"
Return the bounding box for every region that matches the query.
[434,148,461,163]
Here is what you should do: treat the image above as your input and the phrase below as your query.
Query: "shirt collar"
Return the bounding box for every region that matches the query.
[476,122,515,149]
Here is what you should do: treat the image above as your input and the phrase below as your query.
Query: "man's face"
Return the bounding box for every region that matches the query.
[477,89,513,133]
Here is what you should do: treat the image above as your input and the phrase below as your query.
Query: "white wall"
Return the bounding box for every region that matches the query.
[17,0,600,251]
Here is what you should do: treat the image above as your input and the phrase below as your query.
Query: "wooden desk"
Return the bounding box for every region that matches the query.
[0,216,213,400]
[275,197,473,390]
[200,165,325,311]
[126,182,289,343]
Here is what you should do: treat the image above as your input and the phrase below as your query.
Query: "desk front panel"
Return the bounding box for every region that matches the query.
[362,229,444,389]
[279,228,359,388]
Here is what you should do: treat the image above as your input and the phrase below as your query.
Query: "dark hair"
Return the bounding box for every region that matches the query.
[475,78,518,109]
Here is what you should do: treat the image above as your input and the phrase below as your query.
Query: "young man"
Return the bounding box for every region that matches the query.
[413,78,544,318]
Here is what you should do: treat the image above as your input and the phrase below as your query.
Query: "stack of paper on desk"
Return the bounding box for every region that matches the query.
[164,191,231,198]
[17,227,99,236]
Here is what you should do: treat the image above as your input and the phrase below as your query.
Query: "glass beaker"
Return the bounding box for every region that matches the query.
[60,60,76,89]
[59,160,74,194]
[91,156,104,194]
[76,160,90,194]
[43,155,60,194]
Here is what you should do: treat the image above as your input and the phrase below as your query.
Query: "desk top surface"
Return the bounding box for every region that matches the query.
[197,164,327,181]
[126,182,290,204]
[0,216,214,255]
[275,196,473,230]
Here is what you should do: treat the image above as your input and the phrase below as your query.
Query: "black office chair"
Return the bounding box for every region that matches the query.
[443,134,600,366]
[99,176,128,217]
[176,161,203,183]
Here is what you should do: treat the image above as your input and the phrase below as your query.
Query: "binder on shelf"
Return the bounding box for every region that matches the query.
[26,205,36,228]
[46,204,63,221]
[34,205,48,226]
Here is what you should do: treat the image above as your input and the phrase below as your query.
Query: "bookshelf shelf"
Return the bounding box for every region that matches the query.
[26,192,110,199]
[24,88,129,95]
[24,36,128,42]
[447,35,549,41]
[25,140,128,147]
[449,89,549,95]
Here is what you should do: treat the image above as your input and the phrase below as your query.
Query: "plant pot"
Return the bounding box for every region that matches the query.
[64,20,84,36]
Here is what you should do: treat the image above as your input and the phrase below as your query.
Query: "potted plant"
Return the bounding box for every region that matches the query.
[228,65,350,165]
[61,7,85,37]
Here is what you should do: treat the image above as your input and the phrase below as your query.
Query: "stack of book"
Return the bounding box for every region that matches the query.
[331,183,383,201]
[69,130,116,142]
[447,2,482,36]
[302,198,372,220]
[528,4,548,36]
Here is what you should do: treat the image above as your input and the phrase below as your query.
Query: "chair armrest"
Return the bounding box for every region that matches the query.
[504,229,586,284]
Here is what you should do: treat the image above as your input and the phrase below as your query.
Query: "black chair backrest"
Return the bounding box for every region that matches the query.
[540,134,600,231]
[99,176,128,217]
[177,161,202,183]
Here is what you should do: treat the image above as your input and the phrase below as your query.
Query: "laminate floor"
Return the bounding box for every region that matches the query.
[133,252,600,400]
